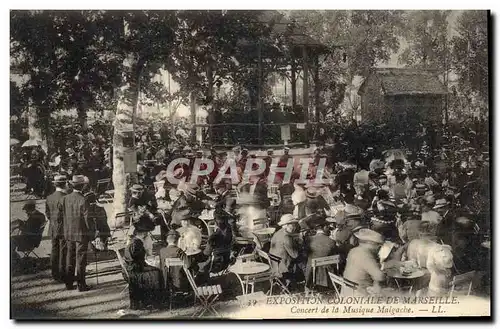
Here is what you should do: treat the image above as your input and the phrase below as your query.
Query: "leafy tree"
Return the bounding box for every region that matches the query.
[289,10,404,119]
[450,11,488,118]
[398,11,451,69]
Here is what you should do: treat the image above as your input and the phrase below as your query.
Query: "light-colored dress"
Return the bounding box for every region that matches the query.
[177,225,202,253]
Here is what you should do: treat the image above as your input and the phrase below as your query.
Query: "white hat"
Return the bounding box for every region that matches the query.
[433,198,449,209]
[278,214,298,226]
[354,228,384,244]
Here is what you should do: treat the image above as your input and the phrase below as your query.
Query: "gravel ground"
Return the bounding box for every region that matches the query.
[10,198,247,319]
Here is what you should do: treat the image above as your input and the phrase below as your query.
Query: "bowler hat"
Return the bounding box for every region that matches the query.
[70,175,87,185]
[130,184,144,192]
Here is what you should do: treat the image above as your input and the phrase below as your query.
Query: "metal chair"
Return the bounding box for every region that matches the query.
[327,271,358,297]
[113,248,130,295]
[311,255,340,290]
[96,178,111,196]
[164,257,190,310]
[110,211,133,241]
[183,265,223,317]
[449,270,476,298]
[255,247,291,295]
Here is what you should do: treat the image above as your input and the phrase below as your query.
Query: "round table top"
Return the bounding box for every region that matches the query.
[253,227,276,235]
[385,268,428,280]
[186,249,202,256]
[229,261,270,275]
[481,241,491,249]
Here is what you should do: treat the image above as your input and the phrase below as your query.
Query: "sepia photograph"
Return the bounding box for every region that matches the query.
[9,9,491,319]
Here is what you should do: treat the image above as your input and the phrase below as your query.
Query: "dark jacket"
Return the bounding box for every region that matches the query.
[61,190,92,242]
[159,245,193,291]
[304,232,339,287]
[22,209,46,236]
[45,190,67,239]
[203,226,233,273]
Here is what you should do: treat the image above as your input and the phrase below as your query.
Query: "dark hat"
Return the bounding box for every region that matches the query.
[70,175,87,185]
[22,200,36,210]
[133,217,156,233]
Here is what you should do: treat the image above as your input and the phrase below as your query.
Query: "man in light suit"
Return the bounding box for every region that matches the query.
[61,175,93,291]
[45,175,68,282]
[269,214,301,284]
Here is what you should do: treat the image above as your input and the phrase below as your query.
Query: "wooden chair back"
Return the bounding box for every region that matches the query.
[312,255,341,287]
[96,178,111,195]
[327,272,358,297]
[114,248,130,282]
[449,270,476,298]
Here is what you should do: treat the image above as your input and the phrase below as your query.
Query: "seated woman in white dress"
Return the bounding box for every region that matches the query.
[176,216,202,253]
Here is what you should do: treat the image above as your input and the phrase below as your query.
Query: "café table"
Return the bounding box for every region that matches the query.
[228,261,271,294]
[385,267,429,295]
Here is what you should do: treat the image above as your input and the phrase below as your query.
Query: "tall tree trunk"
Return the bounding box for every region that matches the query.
[189,92,196,144]
[77,102,88,131]
[27,106,49,152]
[111,54,143,228]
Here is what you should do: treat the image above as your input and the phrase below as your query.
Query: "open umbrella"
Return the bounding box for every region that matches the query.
[10,138,20,146]
[22,139,43,148]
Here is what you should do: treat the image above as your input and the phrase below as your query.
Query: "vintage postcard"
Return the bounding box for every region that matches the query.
[10,9,490,319]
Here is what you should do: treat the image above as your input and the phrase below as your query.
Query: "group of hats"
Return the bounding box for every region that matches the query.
[54,174,89,185]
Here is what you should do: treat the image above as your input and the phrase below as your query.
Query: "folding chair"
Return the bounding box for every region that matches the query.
[449,270,476,298]
[242,270,273,295]
[255,248,291,295]
[208,248,231,276]
[311,255,340,291]
[10,175,26,194]
[17,221,47,259]
[327,271,358,297]
[183,266,223,317]
[164,257,191,310]
[96,178,111,196]
[114,248,130,295]
[110,211,133,241]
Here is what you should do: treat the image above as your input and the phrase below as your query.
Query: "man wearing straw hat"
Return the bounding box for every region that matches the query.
[45,175,68,282]
[269,214,301,285]
[342,228,386,296]
[61,175,93,291]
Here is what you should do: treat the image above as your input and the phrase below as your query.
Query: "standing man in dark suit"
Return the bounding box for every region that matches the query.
[45,175,68,282]
[61,175,93,291]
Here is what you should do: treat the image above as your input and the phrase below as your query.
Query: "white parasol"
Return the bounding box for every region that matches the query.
[10,138,20,146]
